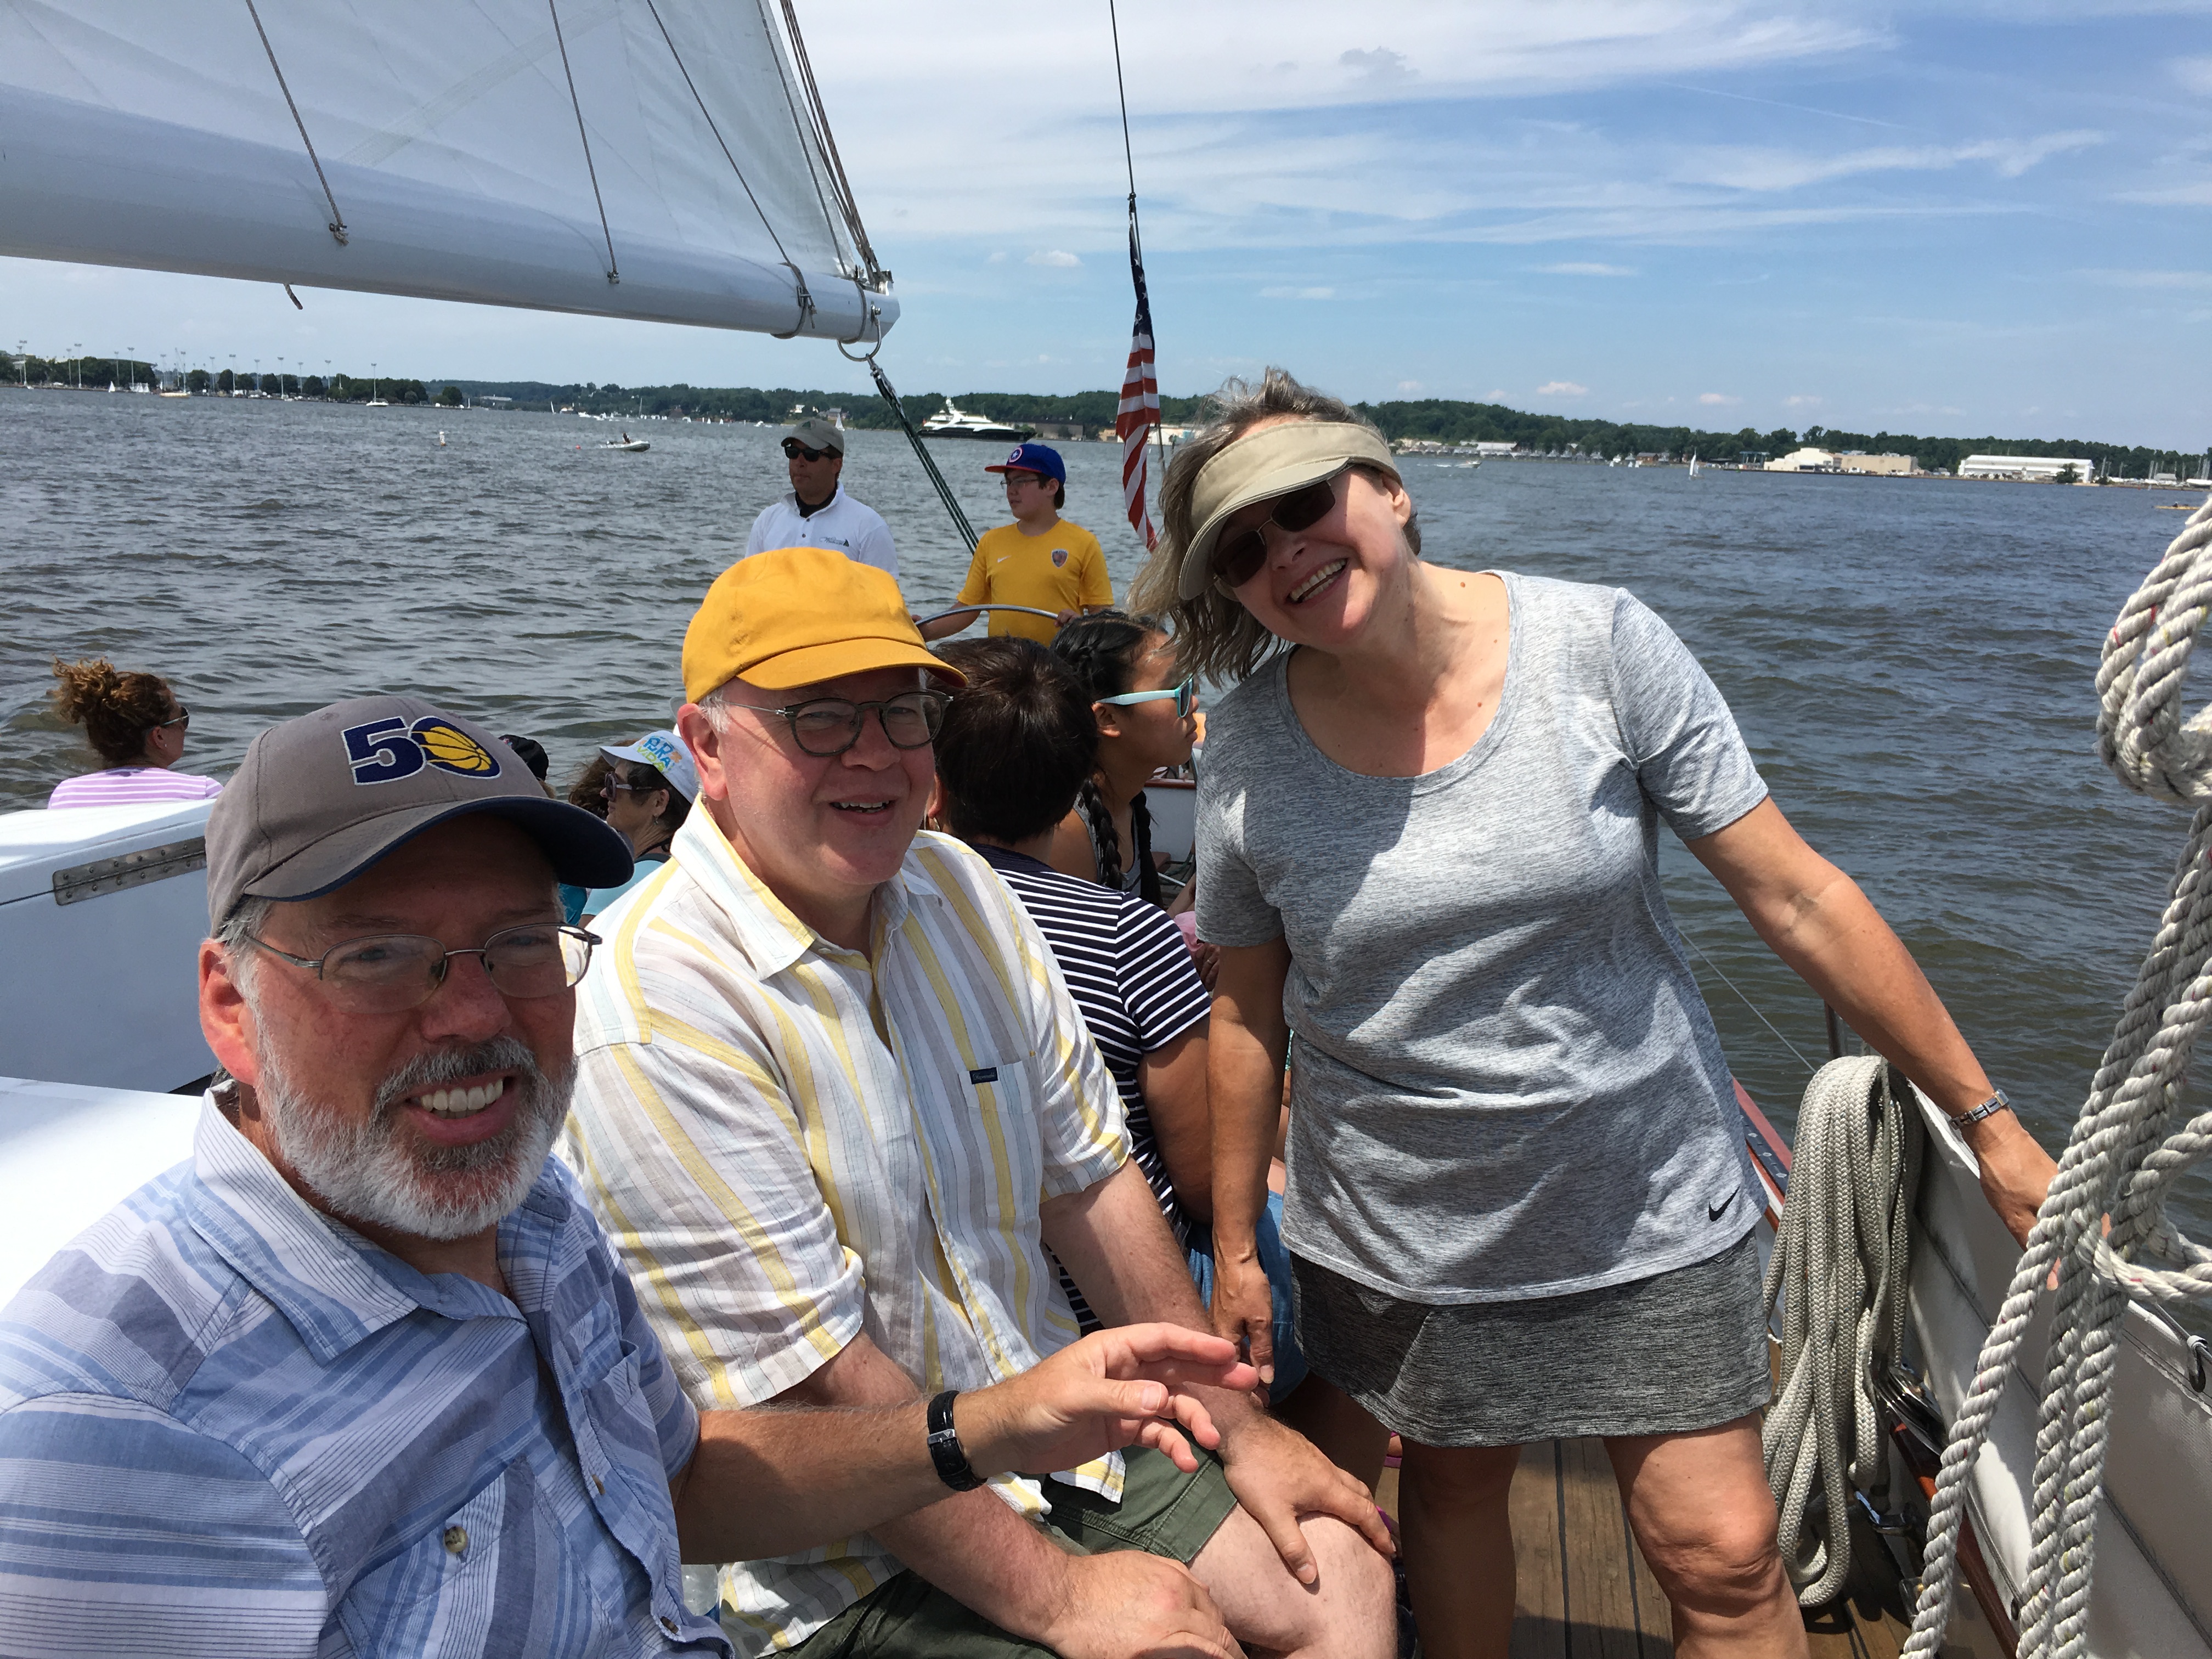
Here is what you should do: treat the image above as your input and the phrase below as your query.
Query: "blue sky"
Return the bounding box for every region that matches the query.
[4,1,2208,446]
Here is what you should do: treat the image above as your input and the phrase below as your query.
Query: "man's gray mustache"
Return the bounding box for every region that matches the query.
[372,1036,550,1122]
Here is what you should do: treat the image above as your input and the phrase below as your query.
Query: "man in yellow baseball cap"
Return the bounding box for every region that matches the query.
[564,545,1395,1657]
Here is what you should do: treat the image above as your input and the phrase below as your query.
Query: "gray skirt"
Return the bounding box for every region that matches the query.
[1290,1231,1770,1446]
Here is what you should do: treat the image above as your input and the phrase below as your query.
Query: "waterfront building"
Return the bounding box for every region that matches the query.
[1764,447,1843,472]
[1957,454,2094,482]
[1838,453,1920,476]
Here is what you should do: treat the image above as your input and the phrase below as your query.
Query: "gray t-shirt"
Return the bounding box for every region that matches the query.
[1197,571,1768,1303]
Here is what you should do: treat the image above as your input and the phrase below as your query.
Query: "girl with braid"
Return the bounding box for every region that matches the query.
[1046,612,1197,916]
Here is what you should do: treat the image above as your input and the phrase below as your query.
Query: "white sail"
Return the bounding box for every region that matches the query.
[0,0,896,342]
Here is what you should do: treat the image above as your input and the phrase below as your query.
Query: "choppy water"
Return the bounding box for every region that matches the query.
[5,387,2208,1251]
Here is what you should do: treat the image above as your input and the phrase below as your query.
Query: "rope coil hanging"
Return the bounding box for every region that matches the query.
[1762,1056,1923,1608]
[1904,492,2212,1659]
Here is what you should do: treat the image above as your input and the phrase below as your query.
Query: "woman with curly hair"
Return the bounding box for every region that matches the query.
[46,657,223,808]
[1130,368,2055,1658]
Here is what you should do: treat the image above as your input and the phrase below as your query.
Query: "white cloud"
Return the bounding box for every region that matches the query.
[986,251,1008,264]
[1026,250,1082,268]
[1785,394,1823,407]
[2175,55,2212,94]
[1536,380,1589,397]
[1536,262,1638,276]
[2075,268,2212,289]
[1699,392,1740,405]
[1485,388,1510,401]
[1673,129,2105,192]
[1397,379,1424,393]
[1341,47,1414,87]
[1261,285,1338,298]
[2117,181,2212,206]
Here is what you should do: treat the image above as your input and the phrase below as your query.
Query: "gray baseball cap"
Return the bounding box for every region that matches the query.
[785,416,846,455]
[205,695,633,931]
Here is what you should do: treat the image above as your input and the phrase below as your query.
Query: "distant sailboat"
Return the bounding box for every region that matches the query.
[1688,451,1700,478]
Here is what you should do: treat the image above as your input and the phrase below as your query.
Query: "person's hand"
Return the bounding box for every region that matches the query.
[1056,608,1081,629]
[1207,1243,1278,1393]
[962,1323,1259,1478]
[1966,1114,2058,1246]
[1191,940,1220,991]
[1036,1552,1245,1659]
[1216,1414,1395,1584]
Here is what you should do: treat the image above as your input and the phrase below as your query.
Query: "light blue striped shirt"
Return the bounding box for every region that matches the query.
[0,1094,731,1658]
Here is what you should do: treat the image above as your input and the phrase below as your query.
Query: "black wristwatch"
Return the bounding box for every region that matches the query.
[926,1390,986,1491]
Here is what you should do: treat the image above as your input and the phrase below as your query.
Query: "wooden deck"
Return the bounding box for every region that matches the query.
[1374,1440,1922,1658]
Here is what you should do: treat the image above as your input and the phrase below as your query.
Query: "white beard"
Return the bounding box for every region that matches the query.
[256,1035,571,1243]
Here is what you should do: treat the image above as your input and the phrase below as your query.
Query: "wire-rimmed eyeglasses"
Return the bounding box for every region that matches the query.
[718,690,952,757]
[244,923,601,1014]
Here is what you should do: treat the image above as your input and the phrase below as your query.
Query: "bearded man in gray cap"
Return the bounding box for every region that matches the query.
[746,416,898,577]
[0,695,1261,1659]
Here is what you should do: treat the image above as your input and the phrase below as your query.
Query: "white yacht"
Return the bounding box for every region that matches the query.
[919,398,1032,441]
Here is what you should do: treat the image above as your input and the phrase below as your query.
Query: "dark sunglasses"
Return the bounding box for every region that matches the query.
[782,441,836,462]
[152,704,190,730]
[1211,473,1343,589]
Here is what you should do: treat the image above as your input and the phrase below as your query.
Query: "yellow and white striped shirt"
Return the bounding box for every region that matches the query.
[561,809,1128,1653]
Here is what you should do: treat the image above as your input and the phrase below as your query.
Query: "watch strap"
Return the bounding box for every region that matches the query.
[926,1389,985,1492]
[1955,1088,2011,1127]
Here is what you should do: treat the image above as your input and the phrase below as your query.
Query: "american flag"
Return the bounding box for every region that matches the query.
[1116,219,1160,550]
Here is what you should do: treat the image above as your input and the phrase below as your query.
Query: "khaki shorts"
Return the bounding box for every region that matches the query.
[768,1447,1239,1657]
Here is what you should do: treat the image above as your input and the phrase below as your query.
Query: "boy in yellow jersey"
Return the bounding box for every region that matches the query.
[920,443,1113,644]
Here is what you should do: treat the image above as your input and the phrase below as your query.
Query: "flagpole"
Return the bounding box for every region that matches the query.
[1109,0,1165,550]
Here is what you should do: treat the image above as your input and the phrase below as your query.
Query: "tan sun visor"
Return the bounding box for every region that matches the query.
[1181,421,1401,599]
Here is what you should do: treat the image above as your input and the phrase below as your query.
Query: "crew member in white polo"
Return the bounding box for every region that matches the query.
[745,417,898,577]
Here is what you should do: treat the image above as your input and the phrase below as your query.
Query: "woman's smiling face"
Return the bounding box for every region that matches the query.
[1215,432,1415,651]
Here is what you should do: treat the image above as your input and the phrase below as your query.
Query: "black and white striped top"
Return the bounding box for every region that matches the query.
[975,845,1211,1330]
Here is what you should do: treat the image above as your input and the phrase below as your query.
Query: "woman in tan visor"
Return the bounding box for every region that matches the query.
[1128,368,2053,1659]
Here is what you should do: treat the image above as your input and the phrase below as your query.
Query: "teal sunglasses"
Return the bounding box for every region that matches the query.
[1098,676,1197,719]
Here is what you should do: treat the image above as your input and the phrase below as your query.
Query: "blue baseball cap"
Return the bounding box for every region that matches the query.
[985,442,1065,484]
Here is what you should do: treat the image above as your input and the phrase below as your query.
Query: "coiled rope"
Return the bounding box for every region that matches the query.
[1904,493,2212,1659]
[1762,1056,1923,1607]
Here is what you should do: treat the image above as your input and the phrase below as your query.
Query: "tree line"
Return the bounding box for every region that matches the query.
[432,380,2204,478]
[15,354,2200,477]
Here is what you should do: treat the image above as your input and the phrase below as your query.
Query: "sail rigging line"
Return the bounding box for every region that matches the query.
[241,0,348,246]
[638,1,797,277]
[546,0,620,285]
[1903,493,2212,1659]
[854,355,979,555]
[1678,928,1820,1075]
[774,0,886,289]
[753,0,848,298]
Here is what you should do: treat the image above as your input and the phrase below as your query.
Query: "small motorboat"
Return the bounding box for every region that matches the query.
[602,431,650,452]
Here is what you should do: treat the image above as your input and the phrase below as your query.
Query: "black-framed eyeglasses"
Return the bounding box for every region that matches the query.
[152,704,190,730]
[1098,676,1198,719]
[782,441,835,462]
[1001,471,1044,488]
[1212,472,1344,589]
[720,690,952,757]
[245,923,600,1014]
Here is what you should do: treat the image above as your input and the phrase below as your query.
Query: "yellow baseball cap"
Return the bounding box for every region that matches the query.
[682,546,963,702]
